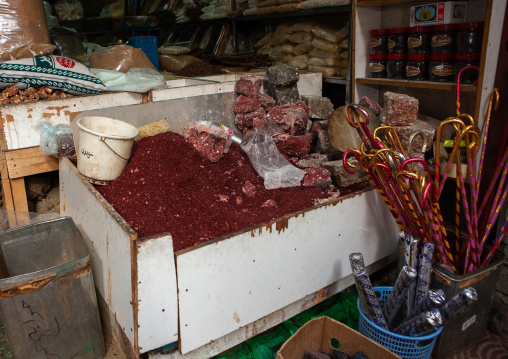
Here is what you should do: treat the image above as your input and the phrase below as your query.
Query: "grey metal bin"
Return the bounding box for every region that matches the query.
[430,251,504,359]
[0,217,105,359]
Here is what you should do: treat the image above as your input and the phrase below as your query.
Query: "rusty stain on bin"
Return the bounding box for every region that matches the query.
[0,274,56,298]
[276,218,289,233]
[59,262,91,286]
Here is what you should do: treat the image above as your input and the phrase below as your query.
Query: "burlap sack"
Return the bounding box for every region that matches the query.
[0,0,51,53]
[89,45,157,73]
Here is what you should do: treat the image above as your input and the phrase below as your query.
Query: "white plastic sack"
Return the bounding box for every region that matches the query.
[90,67,167,93]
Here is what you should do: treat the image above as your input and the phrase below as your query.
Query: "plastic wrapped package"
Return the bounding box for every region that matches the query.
[0,43,56,61]
[275,23,292,34]
[244,6,258,15]
[277,4,300,12]
[278,0,303,4]
[53,0,83,20]
[240,127,306,189]
[308,64,338,77]
[255,6,278,15]
[339,38,349,49]
[335,24,349,40]
[158,45,190,55]
[288,54,310,69]
[257,0,276,7]
[309,48,340,58]
[268,50,294,63]
[0,0,51,54]
[254,33,274,48]
[289,32,313,44]
[312,26,341,43]
[100,0,124,18]
[308,57,345,67]
[339,50,348,59]
[35,118,76,159]
[91,68,167,93]
[299,0,350,10]
[312,37,340,52]
[289,22,316,33]
[89,45,157,73]
[272,43,294,53]
[292,42,313,56]
[257,42,271,54]
[270,32,291,46]
[158,54,201,72]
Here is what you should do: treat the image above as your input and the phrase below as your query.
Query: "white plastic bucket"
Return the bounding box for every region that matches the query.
[76,116,138,183]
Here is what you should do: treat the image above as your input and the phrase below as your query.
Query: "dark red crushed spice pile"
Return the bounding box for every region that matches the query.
[96,131,331,251]
[175,60,225,77]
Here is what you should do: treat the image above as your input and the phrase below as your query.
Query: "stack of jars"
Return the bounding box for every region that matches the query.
[367,22,484,84]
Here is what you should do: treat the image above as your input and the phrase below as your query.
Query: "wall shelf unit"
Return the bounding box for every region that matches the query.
[352,0,506,125]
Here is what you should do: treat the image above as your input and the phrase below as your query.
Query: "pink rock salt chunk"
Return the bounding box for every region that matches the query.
[302,167,332,189]
[186,123,229,162]
[234,95,262,113]
[242,181,256,197]
[274,132,312,157]
[235,107,266,129]
[234,74,264,98]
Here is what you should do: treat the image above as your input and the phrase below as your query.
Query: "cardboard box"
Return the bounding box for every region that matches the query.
[276,317,400,359]
[410,2,467,27]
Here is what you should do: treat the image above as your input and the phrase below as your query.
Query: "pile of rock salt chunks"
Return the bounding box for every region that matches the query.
[186,65,363,194]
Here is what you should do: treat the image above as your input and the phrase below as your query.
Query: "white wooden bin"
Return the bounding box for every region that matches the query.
[60,72,399,358]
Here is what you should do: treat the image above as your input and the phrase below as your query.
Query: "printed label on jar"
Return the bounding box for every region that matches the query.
[387,39,396,49]
[369,38,381,48]
[408,37,423,48]
[406,66,421,77]
[431,64,454,76]
[432,35,452,47]
[369,62,385,72]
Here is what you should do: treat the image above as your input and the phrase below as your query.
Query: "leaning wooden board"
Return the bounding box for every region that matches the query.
[60,81,399,357]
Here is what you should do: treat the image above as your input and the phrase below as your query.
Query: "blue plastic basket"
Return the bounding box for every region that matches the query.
[357,286,442,359]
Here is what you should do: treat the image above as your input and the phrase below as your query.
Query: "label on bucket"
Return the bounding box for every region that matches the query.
[462,314,476,331]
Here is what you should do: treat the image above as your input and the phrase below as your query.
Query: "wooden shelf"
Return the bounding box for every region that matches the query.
[356,78,477,92]
[356,0,415,6]
[324,77,347,85]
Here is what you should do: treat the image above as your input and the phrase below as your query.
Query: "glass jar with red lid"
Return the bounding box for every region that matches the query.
[406,53,429,81]
[431,24,458,54]
[455,53,480,84]
[430,53,455,82]
[369,29,388,54]
[368,53,387,78]
[387,27,409,54]
[457,22,484,53]
[407,26,431,54]
[386,53,407,79]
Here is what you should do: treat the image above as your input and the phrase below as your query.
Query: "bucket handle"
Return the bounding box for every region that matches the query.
[99,136,130,161]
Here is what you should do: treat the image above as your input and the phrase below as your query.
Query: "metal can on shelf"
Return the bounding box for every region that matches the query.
[406,53,429,81]
[369,29,388,54]
[455,52,480,84]
[386,53,407,79]
[429,53,455,82]
[387,27,409,54]
[408,26,431,54]
[457,22,484,53]
[368,53,387,78]
[431,24,458,54]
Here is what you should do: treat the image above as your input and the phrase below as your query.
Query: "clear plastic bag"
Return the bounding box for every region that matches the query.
[53,0,84,20]
[35,118,76,159]
[240,127,305,189]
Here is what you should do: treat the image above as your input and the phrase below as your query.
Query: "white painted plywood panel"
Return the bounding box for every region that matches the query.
[60,159,137,348]
[176,190,398,353]
[149,252,397,359]
[150,82,236,102]
[0,92,142,151]
[137,235,179,354]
